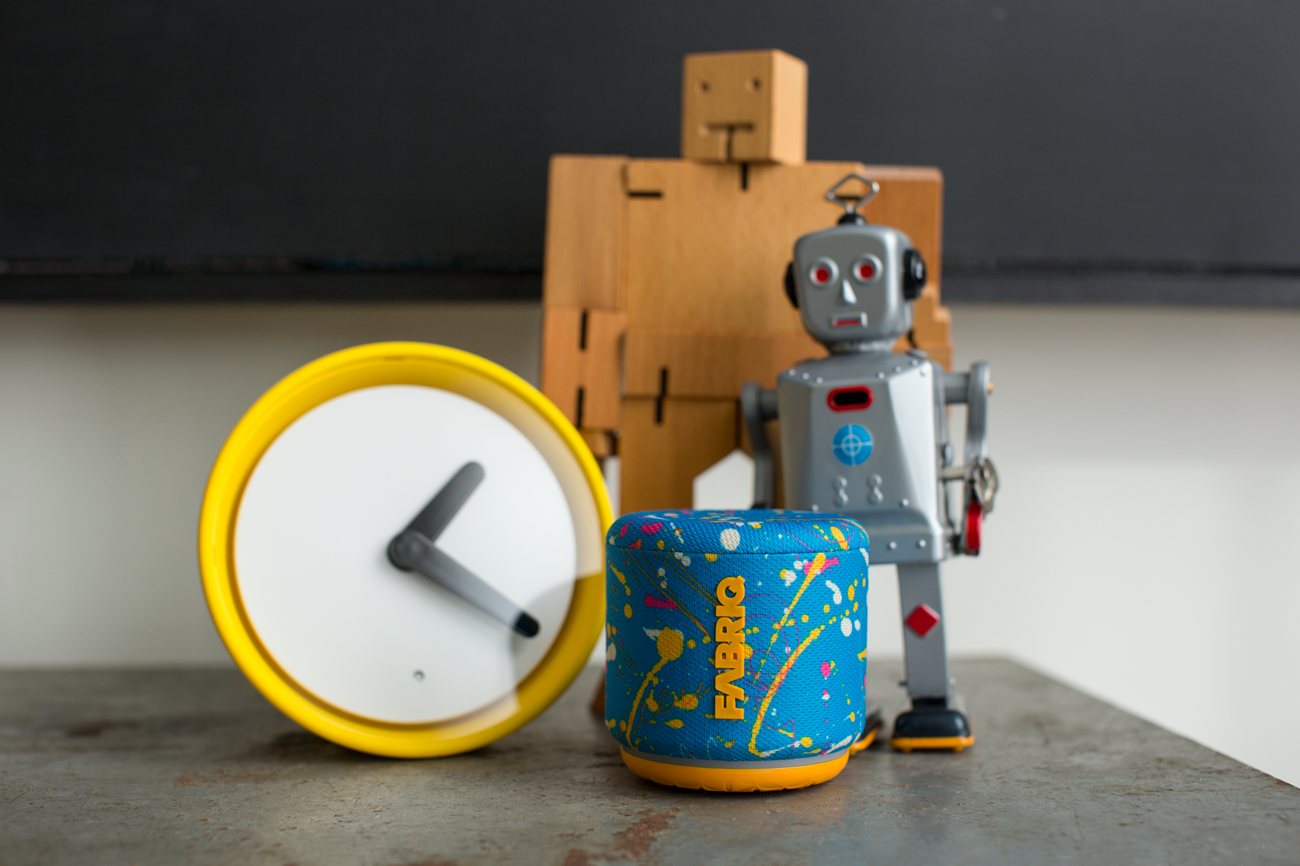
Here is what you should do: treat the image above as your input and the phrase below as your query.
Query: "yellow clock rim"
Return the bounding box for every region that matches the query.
[198,342,611,758]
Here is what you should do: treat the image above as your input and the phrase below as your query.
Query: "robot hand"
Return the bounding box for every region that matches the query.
[960,457,999,554]
[941,362,997,555]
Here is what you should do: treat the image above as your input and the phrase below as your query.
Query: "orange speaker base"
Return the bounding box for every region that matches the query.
[621,749,850,792]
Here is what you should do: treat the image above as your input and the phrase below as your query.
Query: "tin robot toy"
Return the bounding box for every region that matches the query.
[742,175,998,751]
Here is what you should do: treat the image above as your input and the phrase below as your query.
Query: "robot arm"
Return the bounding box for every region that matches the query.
[741,381,779,508]
[941,362,998,554]
[942,362,990,465]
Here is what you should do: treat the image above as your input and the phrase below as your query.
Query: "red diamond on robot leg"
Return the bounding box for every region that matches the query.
[905,603,940,638]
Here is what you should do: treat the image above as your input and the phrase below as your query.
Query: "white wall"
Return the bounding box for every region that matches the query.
[1,300,1297,787]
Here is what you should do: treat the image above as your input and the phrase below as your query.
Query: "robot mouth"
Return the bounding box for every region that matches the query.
[831,313,867,328]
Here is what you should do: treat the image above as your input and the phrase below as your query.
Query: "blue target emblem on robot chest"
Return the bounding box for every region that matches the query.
[832,424,873,465]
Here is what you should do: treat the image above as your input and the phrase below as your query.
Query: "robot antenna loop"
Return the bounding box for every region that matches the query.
[825,174,880,220]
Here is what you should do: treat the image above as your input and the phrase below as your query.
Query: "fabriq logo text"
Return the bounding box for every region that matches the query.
[713,576,746,720]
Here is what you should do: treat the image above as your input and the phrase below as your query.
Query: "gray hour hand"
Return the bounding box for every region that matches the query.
[387,463,539,638]
[390,531,540,638]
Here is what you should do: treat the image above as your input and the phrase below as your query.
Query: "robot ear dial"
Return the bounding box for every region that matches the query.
[784,261,799,308]
[902,249,927,300]
[851,255,883,284]
[808,258,838,287]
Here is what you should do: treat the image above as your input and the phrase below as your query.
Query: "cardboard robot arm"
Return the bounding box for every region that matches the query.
[741,381,780,508]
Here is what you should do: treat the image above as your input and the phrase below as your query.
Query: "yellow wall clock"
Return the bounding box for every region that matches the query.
[198,342,611,757]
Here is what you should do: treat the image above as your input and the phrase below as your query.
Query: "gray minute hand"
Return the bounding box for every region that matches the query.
[390,530,540,638]
[386,462,539,638]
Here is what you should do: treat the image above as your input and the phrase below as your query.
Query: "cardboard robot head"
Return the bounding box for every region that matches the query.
[788,176,928,350]
[681,50,807,165]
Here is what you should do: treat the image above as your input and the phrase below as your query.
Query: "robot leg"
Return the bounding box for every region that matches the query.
[891,562,974,752]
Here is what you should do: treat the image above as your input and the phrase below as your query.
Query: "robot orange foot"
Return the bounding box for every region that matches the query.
[890,698,974,752]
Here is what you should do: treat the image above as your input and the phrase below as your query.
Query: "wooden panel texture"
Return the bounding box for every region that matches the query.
[618,397,738,513]
[542,155,628,311]
[624,330,824,398]
[539,306,625,429]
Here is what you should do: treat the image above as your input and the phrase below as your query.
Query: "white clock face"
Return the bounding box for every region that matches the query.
[233,384,578,724]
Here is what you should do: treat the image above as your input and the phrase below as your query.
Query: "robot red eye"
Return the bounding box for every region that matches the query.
[808,258,837,286]
[852,255,882,283]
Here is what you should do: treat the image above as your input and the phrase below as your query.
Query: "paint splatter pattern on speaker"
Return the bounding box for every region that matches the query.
[605,509,868,761]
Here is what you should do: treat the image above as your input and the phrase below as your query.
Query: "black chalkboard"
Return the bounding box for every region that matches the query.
[3,1,1298,303]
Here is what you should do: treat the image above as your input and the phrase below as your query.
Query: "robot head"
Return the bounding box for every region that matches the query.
[681,50,807,165]
[785,175,927,350]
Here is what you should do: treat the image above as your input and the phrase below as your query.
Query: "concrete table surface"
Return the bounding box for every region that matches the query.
[1,659,1296,866]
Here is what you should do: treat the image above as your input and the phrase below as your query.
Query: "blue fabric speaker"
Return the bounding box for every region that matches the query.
[604,508,869,791]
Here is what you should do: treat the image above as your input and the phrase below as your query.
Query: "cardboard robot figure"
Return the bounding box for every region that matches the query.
[743,175,998,752]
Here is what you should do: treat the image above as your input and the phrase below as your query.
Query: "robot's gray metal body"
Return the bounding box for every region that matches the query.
[778,352,945,563]
[744,176,996,747]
